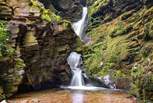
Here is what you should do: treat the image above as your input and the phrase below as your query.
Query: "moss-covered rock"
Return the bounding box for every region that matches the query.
[0,57,25,99]
[77,0,153,101]
[39,0,83,22]
[0,0,76,100]
[14,20,76,88]
[0,86,5,100]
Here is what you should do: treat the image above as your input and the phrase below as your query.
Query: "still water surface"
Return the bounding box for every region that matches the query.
[8,89,136,103]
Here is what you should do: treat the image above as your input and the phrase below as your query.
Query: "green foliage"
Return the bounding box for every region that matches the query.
[130,64,144,79]
[83,42,104,75]
[41,9,52,22]
[129,63,153,101]
[15,58,26,70]
[0,20,9,45]
[98,62,114,76]
[30,0,62,22]
[89,0,109,16]
[110,21,127,37]
[0,20,15,59]
[103,36,129,63]
[144,20,153,40]
[80,5,153,101]
[112,70,126,79]
[88,16,102,29]
[83,20,129,77]
[0,45,15,58]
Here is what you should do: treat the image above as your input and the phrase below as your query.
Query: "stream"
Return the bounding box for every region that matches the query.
[8,89,136,103]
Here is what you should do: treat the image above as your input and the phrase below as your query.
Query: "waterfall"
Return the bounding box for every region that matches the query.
[64,2,116,91]
[67,52,84,86]
[72,7,90,43]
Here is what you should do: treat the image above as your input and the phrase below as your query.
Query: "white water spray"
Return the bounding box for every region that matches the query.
[103,75,116,89]
[72,7,90,43]
[0,100,7,103]
[67,52,84,86]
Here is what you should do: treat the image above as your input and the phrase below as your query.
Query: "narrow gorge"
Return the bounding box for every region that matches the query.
[0,0,153,103]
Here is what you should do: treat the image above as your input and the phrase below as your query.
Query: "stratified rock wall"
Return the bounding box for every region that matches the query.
[80,0,153,100]
[0,0,77,100]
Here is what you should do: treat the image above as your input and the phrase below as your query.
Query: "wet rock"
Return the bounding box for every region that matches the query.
[90,0,143,24]
[39,0,83,22]
[88,76,110,88]
[0,1,13,20]
[115,78,131,90]
[0,0,76,99]
[0,58,25,98]
[141,0,153,7]
[8,19,76,90]
[0,87,5,100]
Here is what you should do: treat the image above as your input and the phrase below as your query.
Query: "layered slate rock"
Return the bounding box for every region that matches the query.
[89,0,153,24]
[0,0,76,100]
[12,20,76,89]
[79,0,153,100]
[7,0,76,89]
[0,58,25,98]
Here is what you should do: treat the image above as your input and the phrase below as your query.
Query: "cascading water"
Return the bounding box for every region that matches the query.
[66,52,103,90]
[67,52,84,86]
[72,7,90,43]
[62,2,117,91]
[65,51,116,91]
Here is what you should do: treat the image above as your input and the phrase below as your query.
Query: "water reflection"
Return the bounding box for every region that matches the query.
[72,91,84,103]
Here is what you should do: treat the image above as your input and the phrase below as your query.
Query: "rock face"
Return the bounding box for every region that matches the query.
[78,0,153,100]
[0,58,25,98]
[0,0,77,100]
[39,0,83,22]
[20,21,75,88]
[7,0,77,89]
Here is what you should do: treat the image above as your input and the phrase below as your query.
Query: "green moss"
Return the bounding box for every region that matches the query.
[3,83,18,98]
[103,36,129,63]
[83,20,129,77]
[89,0,109,16]
[0,20,9,45]
[144,20,153,40]
[112,70,126,79]
[61,20,71,29]
[30,0,62,22]
[0,20,14,59]
[129,64,153,101]
[15,58,26,70]
[79,2,153,101]
[130,64,144,79]
[109,21,127,37]
[0,86,5,100]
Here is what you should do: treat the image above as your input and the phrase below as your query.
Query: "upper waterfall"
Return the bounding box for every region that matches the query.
[72,7,90,43]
